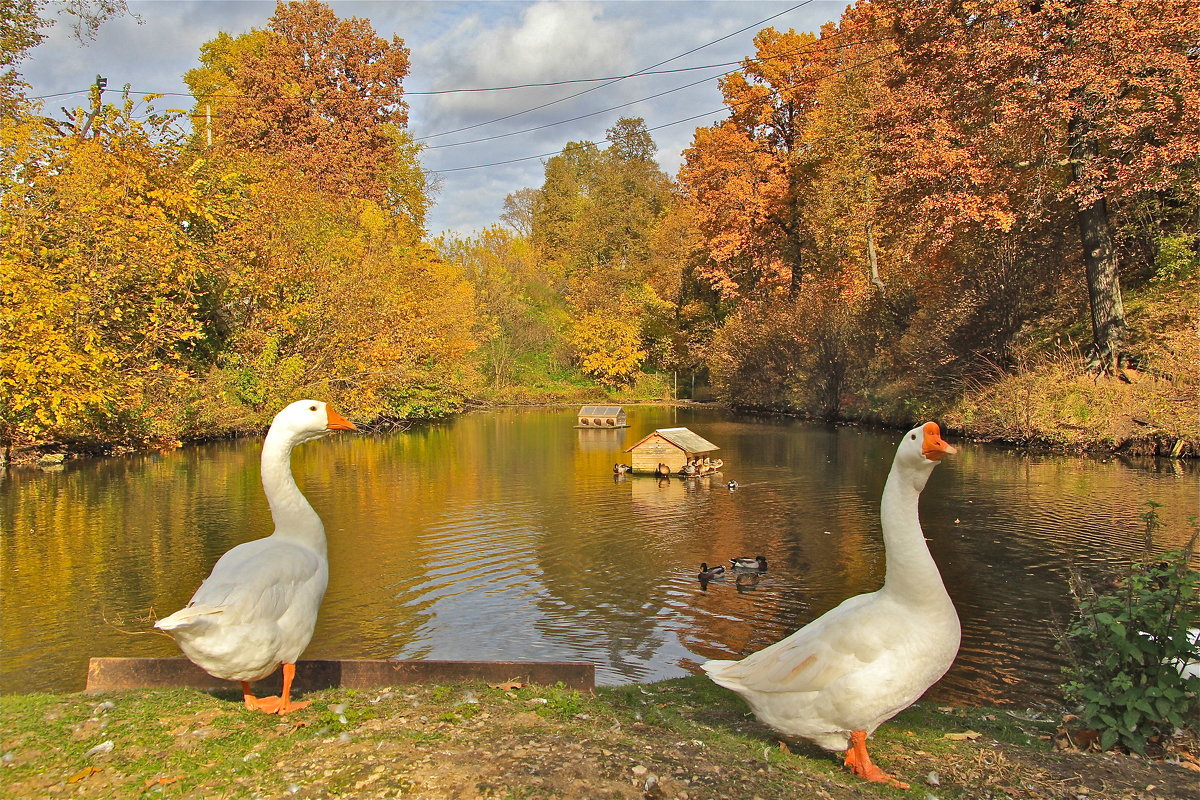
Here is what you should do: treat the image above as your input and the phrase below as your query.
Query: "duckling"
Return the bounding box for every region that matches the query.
[730,555,767,571]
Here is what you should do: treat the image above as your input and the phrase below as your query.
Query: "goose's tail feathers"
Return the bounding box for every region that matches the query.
[154,605,224,632]
[700,659,743,690]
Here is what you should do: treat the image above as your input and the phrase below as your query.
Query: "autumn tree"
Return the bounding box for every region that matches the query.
[0,0,43,117]
[436,226,560,391]
[528,118,676,386]
[680,26,839,302]
[186,0,415,211]
[0,94,202,450]
[875,0,1200,372]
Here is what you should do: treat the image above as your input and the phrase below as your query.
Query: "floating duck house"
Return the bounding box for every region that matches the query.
[624,427,719,474]
[575,405,628,428]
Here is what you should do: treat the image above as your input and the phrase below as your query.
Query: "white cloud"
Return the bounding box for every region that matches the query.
[18,1,845,237]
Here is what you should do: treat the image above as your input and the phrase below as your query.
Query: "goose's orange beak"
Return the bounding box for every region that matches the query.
[921,422,956,461]
[325,407,358,432]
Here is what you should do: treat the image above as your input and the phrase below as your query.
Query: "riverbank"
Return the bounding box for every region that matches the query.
[2,677,1196,800]
[5,385,1197,473]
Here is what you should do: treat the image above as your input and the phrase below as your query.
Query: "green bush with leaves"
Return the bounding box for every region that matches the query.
[1060,502,1200,754]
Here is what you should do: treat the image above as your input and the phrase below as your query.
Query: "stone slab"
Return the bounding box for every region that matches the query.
[86,657,595,692]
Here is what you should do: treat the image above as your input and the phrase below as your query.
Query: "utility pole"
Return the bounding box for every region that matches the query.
[77,75,107,138]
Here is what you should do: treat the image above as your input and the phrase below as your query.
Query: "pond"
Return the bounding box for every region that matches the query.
[2,405,1197,707]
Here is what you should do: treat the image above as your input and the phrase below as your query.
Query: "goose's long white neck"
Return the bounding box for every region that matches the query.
[879,461,950,605]
[260,428,327,556]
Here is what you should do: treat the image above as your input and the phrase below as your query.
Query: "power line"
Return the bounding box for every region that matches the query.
[423,33,891,151]
[428,47,898,175]
[415,1,816,142]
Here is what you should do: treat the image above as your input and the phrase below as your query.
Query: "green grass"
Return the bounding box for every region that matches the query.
[0,677,1191,800]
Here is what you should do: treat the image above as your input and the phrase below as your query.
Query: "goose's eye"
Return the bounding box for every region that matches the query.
[309,405,318,411]
[910,434,916,440]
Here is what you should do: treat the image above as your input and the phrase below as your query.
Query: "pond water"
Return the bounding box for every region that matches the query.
[2,406,1197,707]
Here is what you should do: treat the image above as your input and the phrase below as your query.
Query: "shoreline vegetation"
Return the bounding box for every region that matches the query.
[2,677,1197,800]
[3,2,1196,474]
[3,384,1196,470]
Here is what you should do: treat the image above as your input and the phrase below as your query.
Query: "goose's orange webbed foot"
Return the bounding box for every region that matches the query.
[241,682,283,714]
[275,663,309,715]
[844,730,910,790]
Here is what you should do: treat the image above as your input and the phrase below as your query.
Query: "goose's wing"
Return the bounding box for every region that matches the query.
[161,538,324,629]
[705,592,882,694]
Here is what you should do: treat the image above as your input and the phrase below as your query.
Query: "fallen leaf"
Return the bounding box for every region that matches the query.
[490,680,526,691]
[943,730,982,741]
[778,741,791,753]
[1179,762,1200,773]
[143,775,183,789]
[67,766,101,783]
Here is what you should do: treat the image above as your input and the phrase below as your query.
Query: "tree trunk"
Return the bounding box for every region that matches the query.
[866,220,886,297]
[1068,113,1126,372]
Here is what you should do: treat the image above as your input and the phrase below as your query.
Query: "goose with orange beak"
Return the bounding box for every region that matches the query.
[156,400,357,714]
[703,422,959,788]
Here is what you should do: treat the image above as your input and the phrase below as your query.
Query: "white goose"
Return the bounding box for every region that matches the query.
[155,400,357,714]
[702,422,958,788]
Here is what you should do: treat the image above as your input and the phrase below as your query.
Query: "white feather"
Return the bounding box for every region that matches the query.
[702,422,960,753]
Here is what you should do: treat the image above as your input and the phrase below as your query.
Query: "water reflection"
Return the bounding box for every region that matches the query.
[2,407,1197,707]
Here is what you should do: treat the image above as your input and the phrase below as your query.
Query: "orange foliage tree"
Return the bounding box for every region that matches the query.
[680,26,838,301]
[186,0,414,210]
[874,0,1200,372]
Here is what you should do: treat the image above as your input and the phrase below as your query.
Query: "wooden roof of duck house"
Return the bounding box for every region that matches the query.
[575,405,628,428]
[623,427,719,473]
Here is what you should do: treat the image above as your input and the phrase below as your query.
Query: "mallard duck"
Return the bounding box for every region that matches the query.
[730,555,767,571]
[155,400,357,714]
[698,562,726,580]
[727,479,739,490]
[735,572,760,592]
[703,422,958,788]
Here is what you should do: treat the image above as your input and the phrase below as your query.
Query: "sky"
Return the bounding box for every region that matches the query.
[20,0,844,237]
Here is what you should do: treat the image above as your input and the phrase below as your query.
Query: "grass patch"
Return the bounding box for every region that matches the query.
[1,677,1195,799]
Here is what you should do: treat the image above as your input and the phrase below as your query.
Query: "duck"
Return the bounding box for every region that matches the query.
[698,562,726,580]
[613,463,630,475]
[702,422,958,788]
[735,572,760,592]
[727,479,739,490]
[155,400,358,714]
[730,555,767,571]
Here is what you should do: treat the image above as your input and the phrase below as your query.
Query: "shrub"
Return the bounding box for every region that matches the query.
[1059,502,1200,754]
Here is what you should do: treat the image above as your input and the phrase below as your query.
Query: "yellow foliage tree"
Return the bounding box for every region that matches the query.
[566,311,647,387]
[0,97,201,449]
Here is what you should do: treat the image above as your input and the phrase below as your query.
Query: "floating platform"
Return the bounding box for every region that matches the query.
[86,657,595,693]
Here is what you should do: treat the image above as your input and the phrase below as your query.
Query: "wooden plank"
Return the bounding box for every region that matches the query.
[86,657,595,693]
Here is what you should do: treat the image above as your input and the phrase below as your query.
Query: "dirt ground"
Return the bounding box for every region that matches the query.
[2,679,1197,800]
